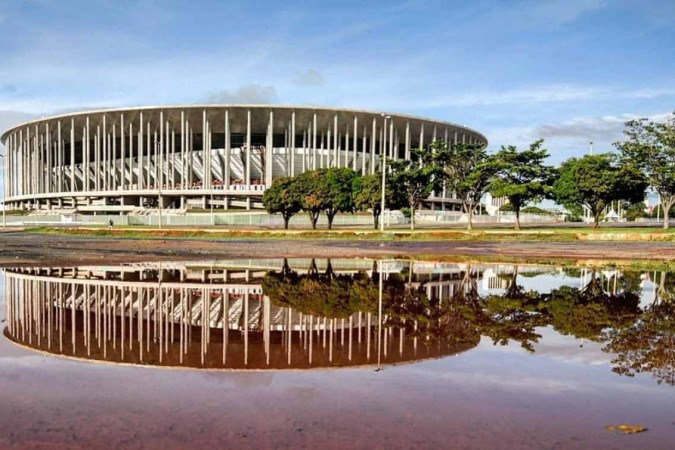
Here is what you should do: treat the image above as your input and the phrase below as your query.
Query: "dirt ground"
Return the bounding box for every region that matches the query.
[0,230,673,267]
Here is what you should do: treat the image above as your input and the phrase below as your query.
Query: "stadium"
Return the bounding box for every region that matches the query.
[1,105,487,214]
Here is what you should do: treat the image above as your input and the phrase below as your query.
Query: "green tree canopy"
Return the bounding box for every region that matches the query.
[322,168,358,229]
[294,169,328,229]
[388,141,450,230]
[553,153,647,228]
[445,142,495,230]
[488,140,555,230]
[262,177,302,229]
[615,113,675,229]
[353,173,405,229]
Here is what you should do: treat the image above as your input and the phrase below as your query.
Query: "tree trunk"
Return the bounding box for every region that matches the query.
[466,202,473,231]
[410,205,415,231]
[310,212,319,229]
[663,198,674,229]
[283,215,290,230]
[327,212,335,230]
[514,208,521,230]
[593,210,601,228]
[373,211,379,230]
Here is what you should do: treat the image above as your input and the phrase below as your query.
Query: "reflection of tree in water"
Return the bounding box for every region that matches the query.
[541,269,641,342]
[263,261,675,386]
[604,272,675,386]
[386,268,482,347]
[479,267,547,352]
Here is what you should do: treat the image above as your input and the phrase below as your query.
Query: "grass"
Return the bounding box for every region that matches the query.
[397,253,675,271]
[24,224,675,242]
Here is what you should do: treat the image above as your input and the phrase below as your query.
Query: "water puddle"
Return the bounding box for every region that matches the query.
[1,258,674,448]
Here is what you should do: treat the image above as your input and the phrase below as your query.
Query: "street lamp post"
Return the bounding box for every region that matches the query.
[379,114,390,232]
[0,153,5,228]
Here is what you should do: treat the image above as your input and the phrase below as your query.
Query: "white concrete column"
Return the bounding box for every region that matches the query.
[333,114,338,167]
[160,111,165,189]
[189,125,193,186]
[120,114,126,188]
[224,109,231,187]
[46,122,52,194]
[85,117,91,192]
[266,109,273,186]
[419,123,425,151]
[171,126,176,189]
[352,115,358,171]
[146,122,151,188]
[312,112,317,171]
[362,124,367,175]
[138,113,144,190]
[95,125,100,191]
[405,121,411,160]
[291,111,297,176]
[327,127,332,168]
[103,115,108,191]
[69,120,75,192]
[112,123,117,190]
[389,120,394,167]
[128,121,134,188]
[370,118,376,175]
[345,125,350,168]
[180,111,185,188]
[246,109,251,186]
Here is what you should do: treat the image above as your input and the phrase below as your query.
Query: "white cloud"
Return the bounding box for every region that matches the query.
[533,112,672,142]
[483,111,672,162]
[292,69,325,87]
[203,84,278,104]
[524,0,609,23]
[399,85,675,110]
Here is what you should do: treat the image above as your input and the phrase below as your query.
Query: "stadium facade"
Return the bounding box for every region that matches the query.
[0,105,487,214]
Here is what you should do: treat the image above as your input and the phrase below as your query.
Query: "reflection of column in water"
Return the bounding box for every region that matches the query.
[399,326,404,356]
[349,315,353,361]
[329,318,333,362]
[367,312,371,360]
[358,312,362,343]
[244,291,249,366]
[223,290,229,365]
[378,262,383,367]
[266,296,271,366]
[287,307,292,366]
[309,315,313,365]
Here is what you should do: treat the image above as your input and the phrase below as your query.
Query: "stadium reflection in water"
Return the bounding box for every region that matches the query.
[3,259,674,385]
[3,259,481,370]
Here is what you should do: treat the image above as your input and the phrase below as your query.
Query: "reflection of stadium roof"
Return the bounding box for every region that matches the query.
[4,260,480,370]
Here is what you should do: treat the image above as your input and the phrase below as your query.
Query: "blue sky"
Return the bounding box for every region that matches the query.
[0,0,673,170]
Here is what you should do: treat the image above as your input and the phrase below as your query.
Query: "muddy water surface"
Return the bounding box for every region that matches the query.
[1,259,674,449]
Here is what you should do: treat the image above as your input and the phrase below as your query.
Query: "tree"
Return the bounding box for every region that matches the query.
[489,140,555,230]
[262,177,302,229]
[354,173,404,229]
[388,141,450,230]
[445,142,495,230]
[322,168,358,229]
[294,169,328,229]
[615,113,675,229]
[553,153,647,228]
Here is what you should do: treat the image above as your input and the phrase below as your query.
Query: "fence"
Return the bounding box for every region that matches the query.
[4,210,557,228]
